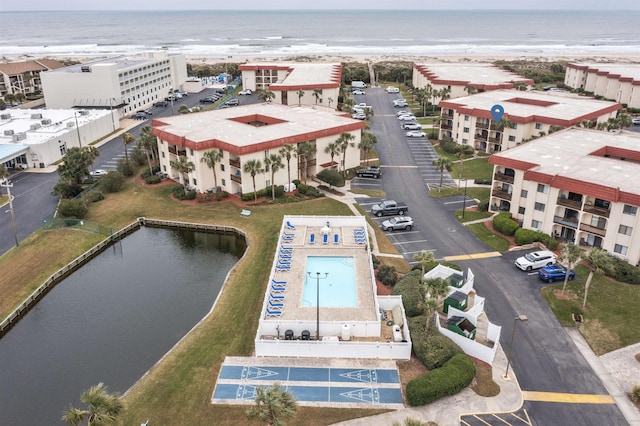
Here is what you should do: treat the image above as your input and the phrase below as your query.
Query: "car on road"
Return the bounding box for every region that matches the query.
[154,101,169,108]
[165,95,178,102]
[386,86,400,93]
[225,98,239,106]
[396,110,412,116]
[402,122,422,130]
[90,169,108,177]
[352,89,366,95]
[137,109,152,116]
[351,112,367,120]
[515,250,557,271]
[356,166,382,178]
[538,264,575,282]
[406,130,426,138]
[238,89,252,95]
[381,216,414,231]
[200,97,216,104]
[393,99,408,107]
[632,118,640,125]
[398,114,417,121]
[133,112,148,120]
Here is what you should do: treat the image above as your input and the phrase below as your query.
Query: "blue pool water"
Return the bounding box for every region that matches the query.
[303,256,357,307]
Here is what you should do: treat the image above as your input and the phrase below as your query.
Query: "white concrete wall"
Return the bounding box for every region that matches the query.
[255,338,412,360]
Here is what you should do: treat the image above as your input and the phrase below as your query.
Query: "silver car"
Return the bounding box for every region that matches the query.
[515,250,557,271]
[382,216,413,231]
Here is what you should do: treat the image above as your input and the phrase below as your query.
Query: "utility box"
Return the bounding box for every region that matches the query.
[443,290,467,314]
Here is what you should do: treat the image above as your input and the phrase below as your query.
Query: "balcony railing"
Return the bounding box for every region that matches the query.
[579,223,607,237]
[553,216,579,229]
[230,174,242,184]
[557,196,582,209]
[441,112,453,120]
[491,188,512,201]
[441,123,453,130]
[494,172,514,184]
[583,204,610,218]
[229,158,240,169]
[475,134,487,141]
[488,136,501,143]
[476,122,489,129]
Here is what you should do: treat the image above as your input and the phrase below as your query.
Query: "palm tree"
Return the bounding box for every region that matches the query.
[432,157,452,192]
[243,159,263,201]
[296,142,315,184]
[323,142,340,169]
[137,125,158,174]
[246,383,297,426]
[170,155,195,195]
[420,277,450,330]
[558,243,586,295]
[296,89,305,106]
[336,132,356,175]
[264,153,283,200]
[495,116,512,150]
[122,132,135,164]
[358,132,377,166]
[258,89,275,102]
[413,250,435,281]
[327,97,334,108]
[0,164,9,196]
[178,104,190,114]
[201,148,223,192]
[61,383,124,426]
[312,89,322,105]
[582,248,614,309]
[279,144,297,191]
[464,84,478,95]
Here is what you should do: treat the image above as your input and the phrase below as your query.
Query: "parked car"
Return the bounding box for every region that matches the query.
[515,250,557,271]
[538,264,576,283]
[225,98,239,106]
[386,86,400,93]
[632,118,640,125]
[165,95,177,102]
[396,110,411,117]
[398,114,417,121]
[137,109,152,116]
[382,216,413,231]
[90,169,108,177]
[351,112,367,120]
[133,112,148,120]
[356,166,382,179]
[238,89,252,95]
[402,122,422,130]
[200,97,216,104]
[406,130,426,138]
[393,99,408,107]
[352,89,366,95]
[154,101,169,107]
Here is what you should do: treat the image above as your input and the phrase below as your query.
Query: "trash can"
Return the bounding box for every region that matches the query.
[301,330,310,340]
[285,329,294,340]
[443,290,468,314]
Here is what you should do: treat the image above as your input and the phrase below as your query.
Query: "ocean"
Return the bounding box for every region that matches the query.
[1,9,639,59]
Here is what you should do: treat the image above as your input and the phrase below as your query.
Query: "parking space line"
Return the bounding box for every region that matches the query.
[444,251,502,261]
[522,391,615,404]
[392,239,429,245]
[403,249,436,255]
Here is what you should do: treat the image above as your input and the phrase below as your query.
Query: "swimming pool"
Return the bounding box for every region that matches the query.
[303,256,357,307]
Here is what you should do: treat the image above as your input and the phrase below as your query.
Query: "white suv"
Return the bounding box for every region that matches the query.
[386,86,400,93]
[515,250,557,271]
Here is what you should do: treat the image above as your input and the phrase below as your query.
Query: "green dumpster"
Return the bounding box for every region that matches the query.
[446,315,477,340]
[443,290,467,314]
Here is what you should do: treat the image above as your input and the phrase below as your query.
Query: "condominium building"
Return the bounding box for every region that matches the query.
[564,63,640,109]
[439,89,619,153]
[239,63,341,108]
[40,51,187,116]
[152,103,364,195]
[412,63,533,104]
[0,59,65,100]
[489,128,640,264]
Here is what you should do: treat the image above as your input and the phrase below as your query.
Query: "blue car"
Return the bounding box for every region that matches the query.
[538,264,575,283]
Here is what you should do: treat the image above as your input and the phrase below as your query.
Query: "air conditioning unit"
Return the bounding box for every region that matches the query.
[30,123,41,130]
[81,66,91,72]
[79,110,89,116]
[12,132,26,142]
[4,129,14,136]
[66,122,75,128]
[30,113,43,119]
[41,118,52,125]
[0,113,10,120]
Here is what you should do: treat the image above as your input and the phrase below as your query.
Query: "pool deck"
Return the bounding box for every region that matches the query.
[267,224,377,323]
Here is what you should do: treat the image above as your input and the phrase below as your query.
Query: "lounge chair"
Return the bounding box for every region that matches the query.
[322,233,329,244]
[271,284,286,293]
[286,221,296,230]
[276,265,291,272]
[282,231,295,237]
[280,247,293,252]
[268,299,284,309]
[309,233,316,244]
[355,237,366,244]
[265,307,282,317]
[279,253,292,259]
[272,278,287,286]
[333,233,339,244]
[270,292,285,301]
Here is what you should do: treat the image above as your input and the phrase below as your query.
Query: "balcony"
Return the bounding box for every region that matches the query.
[553,216,578,229]
[583,203,610,218]
[475,134,487,142]
[229,158,241,169]
[441,112,453,120]
[298,158,317,169]
[557,196,581,209]
[230,174,242,184]
[494,172,514,184]
[476,122,489,129]
[579,223,607,237]
[441,123,453,130]
[491,188,512,201]
[488,136,501,143]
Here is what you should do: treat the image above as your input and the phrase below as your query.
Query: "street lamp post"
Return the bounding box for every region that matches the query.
[503,314,528,379]
[308,271,328,341]
[461,178,468,219]
[1,181,19,247]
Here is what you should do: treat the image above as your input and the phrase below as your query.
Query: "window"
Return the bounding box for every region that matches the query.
[614,244,628,255]
[220,164,225,171]
[619,225,633,236]
[508,135,516,142]
[190,149,194,156]
[221,178,226,186]
[161,152,165,158]
[531,219,541,229]
[518,207,526,214]
[535,123,542,129]
[462,139,468,144]
[623,204,638,216]
[537,184,548,193]
[521,189,528,198]
[509,122,517,129]
[192,178,197,185]
[463,127,469,133]
[534,202,545,212]
[464,115,469,121]
[59,142,67,156]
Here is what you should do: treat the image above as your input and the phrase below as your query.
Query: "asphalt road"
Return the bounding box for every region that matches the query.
[355,86,627,425]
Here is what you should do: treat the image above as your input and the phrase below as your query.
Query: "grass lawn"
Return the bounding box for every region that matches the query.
[455,210,492,223]
[450,158,493,182]
[465,222,511,252]
[541,264,640,355]
[0,177,401,425]
[429,187,490,201]
[432,145,459,162]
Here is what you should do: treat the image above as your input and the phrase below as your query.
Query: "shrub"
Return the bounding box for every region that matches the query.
[171,185,196,200]
[493,212,519,236]
[305,186,324,198]
[129,146,147,166]
[612,258,640,284]
[58,198,88,219]
[52,179,83,198]
[630,385,640,403]
[116,158,134,176]
[474,178,492,185]
[141,165,160,179]
[414,330,465,370]
[83,191,104,203]
[100,171,124,193]
[392,270,425,317]
[439,137,458,154]
[196,193,215,203]
[377,265,398,286]
[460,144,475,155]
[297,183,309,195]
[514,228,558,250]
[144,175,161,185]
[406,354,475,406]
[477,199,489,212]
[316,169,345,188]
[371,254,380,269]
[215,191,229,201]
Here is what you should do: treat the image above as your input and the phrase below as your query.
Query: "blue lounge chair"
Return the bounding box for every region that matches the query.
[270,292,285,301]
[282,230,295,237]
[286,221,296,230]
[271,284,286,293]
[276,265,290,272]
[272,278,287,285]
[355,237,366,244]
[309,233,315,244]
[268,299,284,308]
[333,233,339,244]
[279,253,292,259]
[265,307,282,317]
[323,233,329,244]
[280,247,293,252]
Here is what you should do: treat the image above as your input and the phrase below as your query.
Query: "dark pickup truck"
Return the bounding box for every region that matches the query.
[356,167,382,179]
[371,200,409,217]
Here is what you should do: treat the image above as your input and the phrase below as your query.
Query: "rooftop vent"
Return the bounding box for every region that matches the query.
[4,129,14,136]
[81,66,90,72]
[66,122,75,128]
[12,132,26,142]
[30,123,41,130]
[79,110,89,116]
[41,118,52,125]
[0,113,10,120]
[30,113,43,119]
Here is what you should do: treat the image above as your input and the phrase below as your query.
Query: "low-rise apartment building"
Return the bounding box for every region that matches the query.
[152,103,364,196]
[489,128,640,265]
[0,59,65,100]
[439,89,619,153]
[564,63,640,109]
[412,63,533,104]
[41,51,187,117]
[239,63,341,108]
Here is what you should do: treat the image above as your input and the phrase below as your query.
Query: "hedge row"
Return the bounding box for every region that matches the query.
[407,315,464,370]
[514,228,558,250]
[493,212,519,236]
[391,270,425,317]
[406,354,476,406]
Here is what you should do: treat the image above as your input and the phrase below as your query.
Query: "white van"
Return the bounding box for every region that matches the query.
[351,81,367,89]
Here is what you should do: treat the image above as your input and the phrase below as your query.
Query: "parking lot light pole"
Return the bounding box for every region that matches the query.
[1,181,19,247]
[308,271,328,341]
[462,179,468,219]
[503,314,528,379]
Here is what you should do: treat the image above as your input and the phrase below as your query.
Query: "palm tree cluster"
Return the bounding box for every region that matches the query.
[61,383,123,426]
[246,383,298,426]
[413,85,452,116]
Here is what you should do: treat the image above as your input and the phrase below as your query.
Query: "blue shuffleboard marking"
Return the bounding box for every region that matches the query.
[332,387,379,403]
[373,369,400,384]
[332,368,376,383]
[241,366,288,380]
[212,384,257,401]
[286,385,330,402]
[218,365,244,379]
[288,367,330,382]
[378,388,404,404]
[237,384,258,400]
